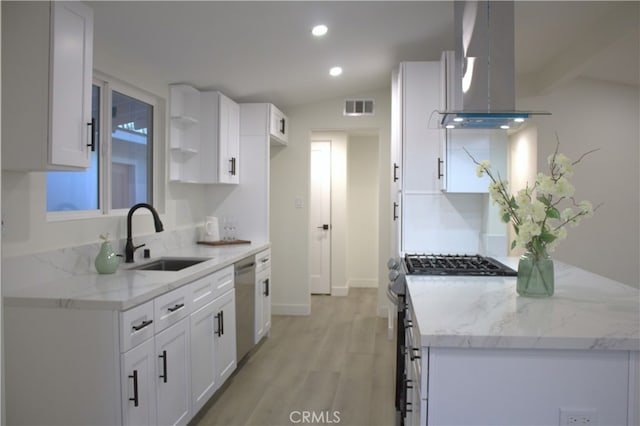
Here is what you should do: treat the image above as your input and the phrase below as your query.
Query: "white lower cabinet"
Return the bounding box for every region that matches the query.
[122,337,157,426]
[120,290,192,426]
[189,265,237,415]
[5,266,237,426]
[155,319,191,426]
[214,289,237,383]
[190,297,219,414]
[254,249,272,343]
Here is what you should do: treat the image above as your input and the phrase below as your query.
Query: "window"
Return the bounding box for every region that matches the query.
[47,76,156,216]
[111,91,153,209]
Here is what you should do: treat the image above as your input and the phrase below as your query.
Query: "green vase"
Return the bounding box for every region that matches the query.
[95,241,120,274]
[516,249,554,297]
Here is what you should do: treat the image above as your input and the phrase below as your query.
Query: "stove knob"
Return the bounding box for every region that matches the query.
[387,258,399,270]
[388,269,400,281]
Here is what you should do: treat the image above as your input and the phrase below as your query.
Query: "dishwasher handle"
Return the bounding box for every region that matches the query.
[235,262,256,275]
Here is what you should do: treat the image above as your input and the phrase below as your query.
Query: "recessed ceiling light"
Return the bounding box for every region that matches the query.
[514,117,525,123]
[453,117,464,122]
[312,25,328,37]
[446,124,456,129]
[500,125,510,130]
[329,66,343,77]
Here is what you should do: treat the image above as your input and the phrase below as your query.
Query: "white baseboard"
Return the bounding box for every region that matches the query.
[331,286,349,296]
[347,278,378,288]
[271,303,310,316]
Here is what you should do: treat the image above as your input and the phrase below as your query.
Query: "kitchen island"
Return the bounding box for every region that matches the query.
[405,258,639,426]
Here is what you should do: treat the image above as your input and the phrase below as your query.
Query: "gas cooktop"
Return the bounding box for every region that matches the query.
[404,253,517,276]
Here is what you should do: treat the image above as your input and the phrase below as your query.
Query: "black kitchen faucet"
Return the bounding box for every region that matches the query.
[125,203,164,263]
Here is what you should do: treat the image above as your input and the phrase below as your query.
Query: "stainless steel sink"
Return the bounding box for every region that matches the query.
[130,257,209,271]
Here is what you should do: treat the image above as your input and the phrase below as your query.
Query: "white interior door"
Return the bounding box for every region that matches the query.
[310,141,331,294]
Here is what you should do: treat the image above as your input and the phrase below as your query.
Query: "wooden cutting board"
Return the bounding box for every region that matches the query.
[197,240,251,246]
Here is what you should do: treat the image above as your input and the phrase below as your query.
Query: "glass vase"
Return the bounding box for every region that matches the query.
[516,249,554,297]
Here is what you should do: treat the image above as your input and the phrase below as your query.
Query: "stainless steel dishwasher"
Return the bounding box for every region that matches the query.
[234,256,256,362]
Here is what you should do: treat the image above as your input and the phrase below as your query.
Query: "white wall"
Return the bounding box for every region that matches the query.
[270,87,391,316]
[347,134,379,289]
[519,77,639,287]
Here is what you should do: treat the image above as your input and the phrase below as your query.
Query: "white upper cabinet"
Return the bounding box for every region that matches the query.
[201,91,240,184]
[399,62,442,194]
[268,104,288,145]
[168,86,240,184]
[2,1,94,171]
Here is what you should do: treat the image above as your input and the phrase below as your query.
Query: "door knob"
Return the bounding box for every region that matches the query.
[317,224,330,230]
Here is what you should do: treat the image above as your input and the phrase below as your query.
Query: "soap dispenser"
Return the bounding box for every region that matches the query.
[95,233,120,274]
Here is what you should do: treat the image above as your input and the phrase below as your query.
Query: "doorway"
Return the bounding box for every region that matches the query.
[309,130,380,296]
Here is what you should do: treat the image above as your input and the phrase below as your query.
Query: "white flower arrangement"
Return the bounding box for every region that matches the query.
[468,138,600,259]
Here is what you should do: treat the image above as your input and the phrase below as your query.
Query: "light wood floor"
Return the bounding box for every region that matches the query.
[193,288,398,426]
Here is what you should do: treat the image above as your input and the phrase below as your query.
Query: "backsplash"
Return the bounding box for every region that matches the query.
[2,227,200,293]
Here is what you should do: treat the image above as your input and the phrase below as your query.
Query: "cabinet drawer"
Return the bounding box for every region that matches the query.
[190,265,235,312]
[154,285,192,333]
[120,300,155,353]
[191,274,216,313]
[212,265,234,299]
[255,249,271,274]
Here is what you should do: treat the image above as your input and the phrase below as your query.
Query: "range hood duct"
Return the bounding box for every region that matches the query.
[436,1,549,130]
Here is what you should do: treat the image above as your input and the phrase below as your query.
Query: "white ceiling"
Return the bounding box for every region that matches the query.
[91,1,639,109]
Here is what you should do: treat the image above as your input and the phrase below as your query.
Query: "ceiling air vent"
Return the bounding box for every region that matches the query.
[344,99,374,116]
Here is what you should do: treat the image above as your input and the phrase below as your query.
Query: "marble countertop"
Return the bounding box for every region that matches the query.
[3,242,270,311]
[407,258,640,351]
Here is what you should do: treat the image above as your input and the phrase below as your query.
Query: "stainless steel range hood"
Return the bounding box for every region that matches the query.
[437,1,549,130]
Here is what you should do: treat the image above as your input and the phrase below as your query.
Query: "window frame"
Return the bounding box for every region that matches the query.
[46,72,162,221]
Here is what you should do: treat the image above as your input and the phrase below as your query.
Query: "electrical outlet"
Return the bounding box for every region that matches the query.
[559,408,598,425]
